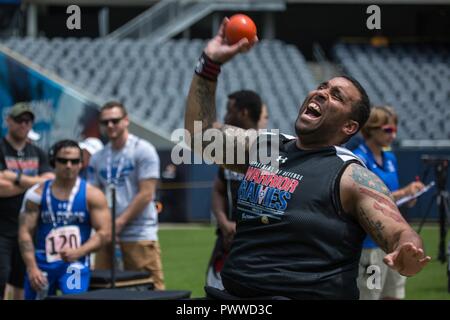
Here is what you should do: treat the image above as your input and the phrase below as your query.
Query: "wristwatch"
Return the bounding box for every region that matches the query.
[14,171,22,186]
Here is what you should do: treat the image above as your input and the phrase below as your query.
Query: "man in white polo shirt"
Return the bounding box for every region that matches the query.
[88,101,164,290]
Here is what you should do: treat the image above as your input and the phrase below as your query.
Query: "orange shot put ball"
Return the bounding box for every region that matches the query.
[225,14,257,45]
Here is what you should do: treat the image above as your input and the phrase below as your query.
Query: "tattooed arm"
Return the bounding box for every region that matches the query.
[185,17,257,173]
[18,185,48,291]
[340,163,431,276]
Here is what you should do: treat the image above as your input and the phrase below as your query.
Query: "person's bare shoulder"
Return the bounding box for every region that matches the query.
[22,183,45,210]
[342,163,391,195]
[86,183,107,206]
[30,182,45,196]
[86,183,104,199]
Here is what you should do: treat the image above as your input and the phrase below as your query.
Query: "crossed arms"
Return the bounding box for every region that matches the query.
[0,170,54,197]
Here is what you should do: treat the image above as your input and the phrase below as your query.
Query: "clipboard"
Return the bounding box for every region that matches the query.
[395,181,435,207]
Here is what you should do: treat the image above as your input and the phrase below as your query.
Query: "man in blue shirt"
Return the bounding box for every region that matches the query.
[18,140,110,299]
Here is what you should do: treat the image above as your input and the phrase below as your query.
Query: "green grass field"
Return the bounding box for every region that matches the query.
[159,225,215,298]
[159,224,450,299]
[404,225,449,300]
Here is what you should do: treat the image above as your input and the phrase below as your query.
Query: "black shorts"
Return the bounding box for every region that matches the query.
[0,234,26,296]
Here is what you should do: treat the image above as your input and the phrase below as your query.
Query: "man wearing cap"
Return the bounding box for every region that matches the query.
[0,102,54,300]
[79,137,104,180]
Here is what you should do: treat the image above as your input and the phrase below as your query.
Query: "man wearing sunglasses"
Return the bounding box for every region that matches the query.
[0,102,54,300]
[353,106,425,300]
[18,139,110,299]
[88,101,165,290]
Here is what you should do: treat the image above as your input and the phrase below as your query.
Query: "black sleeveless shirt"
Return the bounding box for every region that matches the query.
[221,134,366,299]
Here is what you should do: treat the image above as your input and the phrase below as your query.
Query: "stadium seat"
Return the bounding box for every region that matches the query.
[333,43,450,140]
[0,37,316,136]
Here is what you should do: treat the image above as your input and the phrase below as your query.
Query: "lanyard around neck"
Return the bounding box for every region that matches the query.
[106,146,126,186]
[46,178,80,228]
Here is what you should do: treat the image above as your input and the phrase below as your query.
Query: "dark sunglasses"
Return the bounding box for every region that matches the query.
[99,117,124,126]
[56,157,81,165]
[380,125,397,134]
[13,117,33,124]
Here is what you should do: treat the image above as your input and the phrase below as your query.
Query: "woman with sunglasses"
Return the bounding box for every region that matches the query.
[353,106,425,300]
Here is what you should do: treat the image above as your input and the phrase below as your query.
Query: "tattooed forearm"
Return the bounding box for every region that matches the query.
[359,206,389,252]
[373,202,408,224]
[19,240,34,253]
[359,188,397,211]
[19,212,27,226]
[195,77,216,128]
[358,184,407,224]
[19,210,38,227]
[351,165,391,197]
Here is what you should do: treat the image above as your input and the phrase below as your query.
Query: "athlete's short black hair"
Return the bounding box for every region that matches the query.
[228,90,263,124]
[48,139,82,167]
[339,75,371,134]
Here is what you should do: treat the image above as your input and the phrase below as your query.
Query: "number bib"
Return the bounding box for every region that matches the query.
[45,226,81,263]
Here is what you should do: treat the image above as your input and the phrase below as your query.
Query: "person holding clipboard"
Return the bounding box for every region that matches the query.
[352,106,425,300]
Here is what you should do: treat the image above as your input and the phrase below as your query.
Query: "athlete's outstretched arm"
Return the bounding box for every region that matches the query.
[60,185,111,262]
[340,163,431,277]
[18,191,47,291]
[185,18,257,173]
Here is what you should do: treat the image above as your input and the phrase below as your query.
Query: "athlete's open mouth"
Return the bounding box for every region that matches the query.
[304,101,322,119]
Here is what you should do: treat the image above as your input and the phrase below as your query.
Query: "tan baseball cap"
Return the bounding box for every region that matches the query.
[9,102,35,120]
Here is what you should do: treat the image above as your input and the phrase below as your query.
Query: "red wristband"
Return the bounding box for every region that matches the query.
[195,52,222,81]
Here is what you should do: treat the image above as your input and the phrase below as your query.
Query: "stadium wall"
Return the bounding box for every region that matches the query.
[0,45,213,224]
[0,45,100,150]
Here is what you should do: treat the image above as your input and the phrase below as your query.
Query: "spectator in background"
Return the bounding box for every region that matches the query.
[4,125,40,299]
[257,103,269,130]
[0,102,54,300]
[78,137,104,179]
[88,101,165,290]
[18,140,110,299]
[206,90,263,289]
[353,106,424,300]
